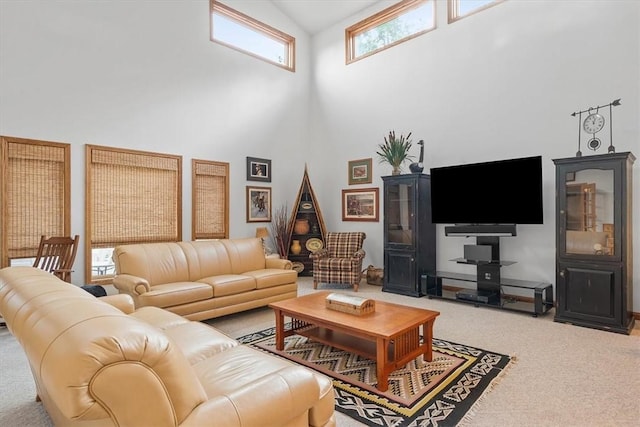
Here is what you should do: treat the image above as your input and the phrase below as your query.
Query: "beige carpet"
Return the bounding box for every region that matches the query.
[1,277,639,426]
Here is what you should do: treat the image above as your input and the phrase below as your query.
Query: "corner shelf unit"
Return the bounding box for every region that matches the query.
[286,166,327,276]
[424,228,553,316]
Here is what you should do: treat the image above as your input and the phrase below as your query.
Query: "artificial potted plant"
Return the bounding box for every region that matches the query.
[376,130,414,175]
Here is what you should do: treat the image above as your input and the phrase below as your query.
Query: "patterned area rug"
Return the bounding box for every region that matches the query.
[238,326,514,427]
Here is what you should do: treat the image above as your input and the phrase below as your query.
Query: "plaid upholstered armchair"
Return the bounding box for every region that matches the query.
[309,232,366,292]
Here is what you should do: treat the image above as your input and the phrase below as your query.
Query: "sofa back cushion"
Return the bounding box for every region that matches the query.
[221,237,267,274]
[114,242,190,286]
[178,240,233,279]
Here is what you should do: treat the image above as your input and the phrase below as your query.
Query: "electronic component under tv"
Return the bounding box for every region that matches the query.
[429,155,543,225]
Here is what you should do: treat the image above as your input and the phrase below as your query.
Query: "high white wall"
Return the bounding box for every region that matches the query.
[0,0,312,282]
[1,0,639,310]
[308,0,640,307]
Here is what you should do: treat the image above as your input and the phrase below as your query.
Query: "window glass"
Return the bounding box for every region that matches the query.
[347,0,435,63]
[449,0,503,23]
[211,1,295,71]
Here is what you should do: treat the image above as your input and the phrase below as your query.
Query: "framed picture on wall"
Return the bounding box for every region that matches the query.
[348,158,372,185]
[342,188,379,221]
[246,157,271,182]
[246,186,271,222]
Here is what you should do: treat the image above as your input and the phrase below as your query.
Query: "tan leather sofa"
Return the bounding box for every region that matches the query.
[113,238,297,321]
[0,266,335,427]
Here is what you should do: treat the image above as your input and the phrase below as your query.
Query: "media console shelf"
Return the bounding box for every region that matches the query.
[425,226,553,316]
[424,271,553,316]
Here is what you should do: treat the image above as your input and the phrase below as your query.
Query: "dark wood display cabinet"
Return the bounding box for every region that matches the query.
[553,152,635,334]
[286,167,327,277]
[382,174,436,297]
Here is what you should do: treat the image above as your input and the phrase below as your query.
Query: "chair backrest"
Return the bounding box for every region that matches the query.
[32,235,80,282]
[326,232,366,258]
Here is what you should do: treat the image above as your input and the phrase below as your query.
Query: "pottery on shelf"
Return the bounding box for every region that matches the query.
[293,219,310,235]
[290,239,302,255]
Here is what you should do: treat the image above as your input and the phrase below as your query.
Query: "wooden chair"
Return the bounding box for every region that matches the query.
[32,235,80,282]
[310,232,366,292]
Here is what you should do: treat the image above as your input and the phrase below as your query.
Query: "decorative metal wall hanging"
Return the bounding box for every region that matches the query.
[571,98,621,157]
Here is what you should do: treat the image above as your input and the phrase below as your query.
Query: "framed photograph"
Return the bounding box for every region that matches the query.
[246,186,271,222]
[342,188,379,222]
[348,158,373,185]
[246,157,271,182]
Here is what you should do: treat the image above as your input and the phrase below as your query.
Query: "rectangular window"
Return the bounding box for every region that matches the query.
[346,0,435,64]
[448,0,503,24]
[86,145,182,284]
[1,136,71,268]
[211,1,295,72]
[192,159,229,240]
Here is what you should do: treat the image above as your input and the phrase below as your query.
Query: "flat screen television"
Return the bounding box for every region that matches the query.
[429,155,543,225]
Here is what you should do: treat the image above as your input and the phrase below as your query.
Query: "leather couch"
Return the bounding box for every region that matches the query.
[0,266,335,427]
[113,238,297,321]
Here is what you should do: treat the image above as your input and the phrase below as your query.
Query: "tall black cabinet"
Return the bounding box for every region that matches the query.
[382,174,436,297]
[553,152,635,334]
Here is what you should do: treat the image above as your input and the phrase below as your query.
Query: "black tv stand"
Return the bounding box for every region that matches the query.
[424,232,553,316]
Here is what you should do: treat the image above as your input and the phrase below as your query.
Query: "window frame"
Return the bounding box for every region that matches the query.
[210,0,296,72]
[192,158,229,240]
[345,0,435,64]
[448,0,504,24]
[85,144,182,284]
[0,136,71,268]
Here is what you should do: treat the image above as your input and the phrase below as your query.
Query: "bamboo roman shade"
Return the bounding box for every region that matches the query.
[1,137,70,264]
[87,145,182,249]
[192,159,229,240]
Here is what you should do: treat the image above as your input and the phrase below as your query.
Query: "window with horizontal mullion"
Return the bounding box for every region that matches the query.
[1,136,70,266]
[192,159,229,240]
[86,145,182,283]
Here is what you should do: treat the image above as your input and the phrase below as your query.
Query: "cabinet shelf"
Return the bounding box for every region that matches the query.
[451,258,516,266]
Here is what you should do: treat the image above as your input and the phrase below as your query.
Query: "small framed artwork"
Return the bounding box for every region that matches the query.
[342,188,379,222]
[348,158,373,185]
[246,186,272,222]
[246,157,272,182]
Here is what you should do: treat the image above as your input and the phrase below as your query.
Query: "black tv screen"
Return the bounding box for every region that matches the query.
[430,155,543,224]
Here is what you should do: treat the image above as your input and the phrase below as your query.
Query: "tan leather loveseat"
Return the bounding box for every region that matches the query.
[0,266,335,427]
[113,238,297,320]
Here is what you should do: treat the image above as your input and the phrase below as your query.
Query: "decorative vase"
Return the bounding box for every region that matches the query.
[290,239,302,255]
[311,222,319,235]
[392,166,401,175]
[293,219,310,235]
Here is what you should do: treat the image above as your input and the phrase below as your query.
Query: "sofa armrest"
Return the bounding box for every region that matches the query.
[99,294,135,314]
[181,366,322,427]
[265,258,293,270]
[112,274,150,295]
[309,248,329,260]
[353,249,366,260]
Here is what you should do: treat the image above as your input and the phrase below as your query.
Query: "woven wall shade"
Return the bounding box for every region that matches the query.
[193,159,229,240]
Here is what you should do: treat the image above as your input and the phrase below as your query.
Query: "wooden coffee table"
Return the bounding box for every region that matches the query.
[269,292,440,392]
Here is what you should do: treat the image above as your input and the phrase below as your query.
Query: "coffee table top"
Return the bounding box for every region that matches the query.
[270,291,439,338]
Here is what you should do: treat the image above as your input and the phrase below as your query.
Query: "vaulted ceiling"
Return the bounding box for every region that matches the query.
[271,0,381,34]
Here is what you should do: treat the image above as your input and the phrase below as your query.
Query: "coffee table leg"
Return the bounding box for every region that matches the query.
[274,308,284,351]
[376,337,389,392]
[423,320,434,362]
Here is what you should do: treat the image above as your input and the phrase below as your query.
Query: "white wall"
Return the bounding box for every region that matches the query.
[0,0,311,283]
[309,0,640,307]
[1,0,639,310]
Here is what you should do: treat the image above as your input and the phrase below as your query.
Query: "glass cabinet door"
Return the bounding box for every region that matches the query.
[564,168,615,257]
[385,181,415,246]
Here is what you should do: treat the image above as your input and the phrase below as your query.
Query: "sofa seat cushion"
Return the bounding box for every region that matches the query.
[138,282,213,308]
[192,345,307,396]
[315,258,359,271]
[162,322,238,364]
[130,306,190,329]
[197,275,256,297]
[244,269,298,289]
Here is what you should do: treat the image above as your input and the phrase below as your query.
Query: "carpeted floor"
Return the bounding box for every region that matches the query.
[1,277,639,426]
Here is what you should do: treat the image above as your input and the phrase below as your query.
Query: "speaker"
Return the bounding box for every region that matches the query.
[464,244,493,262]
